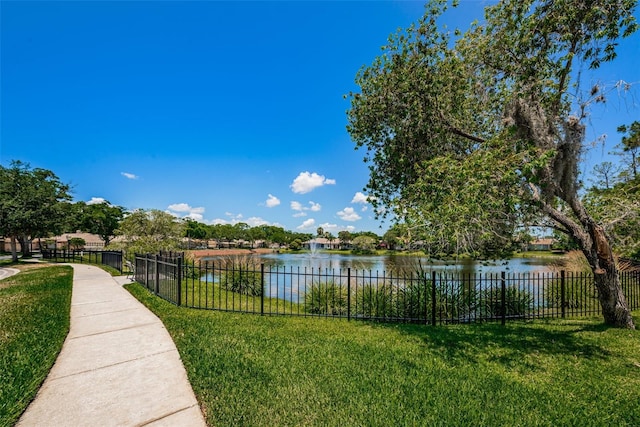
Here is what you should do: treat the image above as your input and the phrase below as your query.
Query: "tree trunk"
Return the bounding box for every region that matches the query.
[585,225,635,329]
[531,185,636,329]
[10,236,18,262]
[18,235,32,258]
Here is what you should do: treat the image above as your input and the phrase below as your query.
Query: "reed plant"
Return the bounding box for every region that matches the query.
[304,281,348,315]
[216,254,263,296]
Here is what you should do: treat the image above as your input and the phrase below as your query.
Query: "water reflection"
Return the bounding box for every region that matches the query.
[206,253,556,275]
[198,253,559,305]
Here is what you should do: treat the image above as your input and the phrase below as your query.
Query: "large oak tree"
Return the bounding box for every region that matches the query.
[347,0,638,328]
[0,161,72,261]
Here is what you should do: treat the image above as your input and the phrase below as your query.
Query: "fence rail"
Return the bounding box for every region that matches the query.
[132,254,640,325]
[42,249,123,273]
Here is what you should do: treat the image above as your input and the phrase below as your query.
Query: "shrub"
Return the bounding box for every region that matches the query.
[401,263,477,322]
[354,282,398,318]
[218,255,263,297]
[304,281,348,315]
[67,237,86,250]
[221,266,262,296]
[544,276,599,311]
[480,285,533,318]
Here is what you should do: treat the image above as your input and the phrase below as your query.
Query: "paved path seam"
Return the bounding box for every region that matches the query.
[68,321,160,339]
[137,403,203,427]
[47,348,180,382]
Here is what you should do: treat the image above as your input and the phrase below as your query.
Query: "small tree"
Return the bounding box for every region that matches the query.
[67,237,86,250]
[615,121,640,181]
[79,200,125,246]
[113,209,184,258]
[585,122,640,259]
[289,239,303,251]
[351,235,376,254]
[338,230,352,249]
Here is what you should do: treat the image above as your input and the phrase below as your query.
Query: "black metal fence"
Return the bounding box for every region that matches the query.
[42,249,123,273]
[132,254,640,325]
[134,252,183,305]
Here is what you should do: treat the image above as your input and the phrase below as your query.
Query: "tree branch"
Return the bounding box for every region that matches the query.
[528,183,591,249]
[438,111,486,143]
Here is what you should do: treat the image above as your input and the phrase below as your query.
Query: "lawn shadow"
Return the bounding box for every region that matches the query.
[376,319,613,367]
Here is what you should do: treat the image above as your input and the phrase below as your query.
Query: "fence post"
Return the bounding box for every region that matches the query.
[176,257,182,306]
[145,255,149,289]
[260,263,265,316]
[560,270,566,318]
[431,271,437,326]
[501,271,506,326]
[155,254,160,295]
[347,268,351,321]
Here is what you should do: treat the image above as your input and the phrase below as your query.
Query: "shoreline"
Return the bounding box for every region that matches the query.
[188,248,275,259]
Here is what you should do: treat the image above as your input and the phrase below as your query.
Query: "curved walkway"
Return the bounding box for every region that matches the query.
[17,264,206,427]
[0,266,20,280]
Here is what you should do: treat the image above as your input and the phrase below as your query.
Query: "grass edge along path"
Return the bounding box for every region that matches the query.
[126,282,640,427]
[0,265,73,427]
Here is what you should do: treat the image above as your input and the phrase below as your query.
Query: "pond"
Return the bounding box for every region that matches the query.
[256,252,559,275]
[196,252,563,306]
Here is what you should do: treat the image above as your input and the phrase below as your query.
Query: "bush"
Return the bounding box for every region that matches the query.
[212,255,264,296]
[544,276,599,311]
[304,281,348,315]
[289,239,303,251]
[354,282,397,318]
[400,263,477,322]
[67,237,86,250]
[480,285,533,318]
[221,265,263,296]
[396,280,431,320]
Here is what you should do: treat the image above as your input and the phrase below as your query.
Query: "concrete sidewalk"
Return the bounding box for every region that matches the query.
[17,264,206,427]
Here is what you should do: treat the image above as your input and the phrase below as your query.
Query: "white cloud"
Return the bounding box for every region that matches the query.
[265,194,280,208]
[168,203,191,212]
[121,172,138,180]
[297,218,316,230]
[318,222,339,233]
[185,212,204,221]
[226,212,244,221]
[208,214,278,227]
[291,200,321,214]
[293,212,307,218]
[337,207,362,222]
[245,216,270,227]
[351,191,370,204]
[87,197,106,205]
[290,171,336,194]
[167,203,206,221]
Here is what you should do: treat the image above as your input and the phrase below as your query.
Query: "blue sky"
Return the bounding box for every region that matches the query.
[2,1,639,235]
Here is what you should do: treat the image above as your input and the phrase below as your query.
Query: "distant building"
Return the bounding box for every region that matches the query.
[1,232,108,252]
[527,238,555,251]
[303,237,341,250]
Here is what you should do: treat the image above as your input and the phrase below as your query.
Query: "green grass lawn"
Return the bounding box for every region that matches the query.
[126,282,640,426]
[0,265,72,426]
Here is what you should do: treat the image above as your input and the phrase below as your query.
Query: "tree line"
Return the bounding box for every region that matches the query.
[0,161,385,260]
